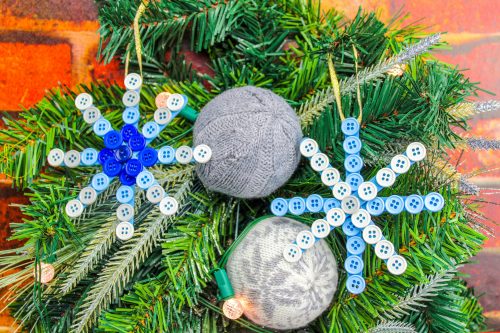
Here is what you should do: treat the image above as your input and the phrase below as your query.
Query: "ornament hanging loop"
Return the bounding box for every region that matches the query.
[125,0,150,77]
[327,53,345,121]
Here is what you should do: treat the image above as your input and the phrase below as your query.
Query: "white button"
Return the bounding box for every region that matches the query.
[299,138,319,157]
[136,170,155,189]
[65,199,84,218]
[374,240,395,260]
[296,230,315,249]
[406,142,427,162]
[390,155,411,174]
[387,255,408,275]
[362,225,382,244]
[124,73,143,90]
[116,203,134,222]
[341,196,360,214]
[283,244,302,263]
[193,144,212,163]
[154,107,172,125]
[326,208,346,227]
[159,196,179,216]
[146,184,165,204]
[116,222,134,241]
[175,146,193,164]
[75,93,93,110]
[79,187,97,205]
[47,148,65,167]
[321,167,340,186]
[351,209,371,228]
[122,90,140,107]
[311,219,330,238]
[357,182,378,201]
[332,182,351,200]
[63,150,81,168]
[376,168,396,187]
[83,106,101,124]
[166,93,186,111]
[310,153,329,172]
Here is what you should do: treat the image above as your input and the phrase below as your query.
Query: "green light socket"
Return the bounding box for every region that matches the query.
[213,268,235,301]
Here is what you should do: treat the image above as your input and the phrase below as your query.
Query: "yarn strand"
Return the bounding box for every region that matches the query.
[327,53,345,121]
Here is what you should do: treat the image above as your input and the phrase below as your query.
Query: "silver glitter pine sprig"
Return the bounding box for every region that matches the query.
[467,137,500,150]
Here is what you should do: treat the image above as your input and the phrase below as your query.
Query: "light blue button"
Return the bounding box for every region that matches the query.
[116,185,134,204]
[93,118,112,137]
[405,194,424,214]
[81,148,99,166]
[341,118,360,136]
[122,107,140,124]
[346,275,366,294]
[344,155,363,173]
[306,194,324,213]
[346,173,363,191]
[346,236,366,255]
[288,197,306,215]
[342,219,360,236]
[343,136,362,154]
[366,197,385,216]
[136,170,155,189]
[385,195,404,214]
[91,172,111,192]
[323,198,341,212]
[142,121,160,139]
[344,255,364,274]
[271,198,288,216]
[157,146,176,164]
[424,192,445,212]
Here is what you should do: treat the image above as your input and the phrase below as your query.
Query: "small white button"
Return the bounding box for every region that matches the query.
[341,196,360,214]
[175,146,193,164]
[332,182,351,200]
[116,203,134,222]
[166,93,186,111]
[75,93,93,110]
[124,73,143,90]
[136,170,155,189]
[406,142,427,162]
[362,225,382,244]
[376,168,396,187]
[283,244,302,263]
[65,199,84,218]
[387,255,408,275]
[153,107,172,125]
[326,208,346,227]
[193,144,212,163]
[375,240,395,260]
[159,196,179,216]
[63,150,81,168]
[79,187,97,205]
[116,222,134,241]
[321,168,340,186]
[310,153,329,172]
[83,106,101,124]
[357,182,378,201]
[351,209,371,228]
[311,219,330,238]
[122,90,140,107]
[146,184,165,204]
[299,138,319,157]
[390,155,411,174]
[296,230,315,249]
[47,148,65,167]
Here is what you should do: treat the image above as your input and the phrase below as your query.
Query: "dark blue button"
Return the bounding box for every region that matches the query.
[119,171,136,186]
[103,130,123,150]
[129,134,146,151]
[138,147,158,167]
[121,124,138,142]
[98,148,115,164]
[125,158,143,177]
[103,158,122,177]
[115,145,132,163]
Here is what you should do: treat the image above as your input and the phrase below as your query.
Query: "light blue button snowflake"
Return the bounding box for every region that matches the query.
[47,73,211,241]
[271,117,444,294]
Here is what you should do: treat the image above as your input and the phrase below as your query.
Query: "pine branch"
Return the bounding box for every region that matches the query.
[446,100,500,119]
[368,321,417,333]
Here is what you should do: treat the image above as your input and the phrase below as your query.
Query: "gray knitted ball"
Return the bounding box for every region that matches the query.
[193,86,302,198]
[226,217,338,330]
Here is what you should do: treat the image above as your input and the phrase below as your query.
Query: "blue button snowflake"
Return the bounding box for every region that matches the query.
[47,73,211,241]
[271,118,444,294]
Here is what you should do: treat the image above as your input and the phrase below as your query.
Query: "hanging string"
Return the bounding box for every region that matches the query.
[127,0,150,77]
[352,45,363,122]
[124,50,131,76]
[327,53,345,121]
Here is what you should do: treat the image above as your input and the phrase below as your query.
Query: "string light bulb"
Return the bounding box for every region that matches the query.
[34,262,55,284]
[222,298,244,320]
[213,268,245,320]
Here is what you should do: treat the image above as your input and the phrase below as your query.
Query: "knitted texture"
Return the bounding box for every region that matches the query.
[226,217,338,330]
[193,86,303,198]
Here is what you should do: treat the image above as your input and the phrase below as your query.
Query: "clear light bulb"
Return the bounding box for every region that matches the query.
[223,298,244,320]
[34,262,55,284]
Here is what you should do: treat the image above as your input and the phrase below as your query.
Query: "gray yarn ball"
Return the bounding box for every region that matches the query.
[193,86,303,198]
[226,217,338,330]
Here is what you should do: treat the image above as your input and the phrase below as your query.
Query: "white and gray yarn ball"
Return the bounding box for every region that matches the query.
[226,217,338,330]
[193,86,303,199]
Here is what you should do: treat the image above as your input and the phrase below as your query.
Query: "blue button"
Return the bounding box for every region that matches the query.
[344,255,364,274]
[81,148,99,166]
[91,173,110,192]
[158,146,175,164]
[93,118,112,136]
[323,198,340,212]
[270,198,288,216]
[104,130,123,149]
[424,192,444,212]
[343,136,362,154]
[306,194,324,213]
[115,145,132,162]
[121,124,138,142]
[288,197,306,215]
[122,107,140,124]
[129,134,146,151]
[125,159,143,177]
[346,173,363,191]
[385,195,404,214]
[98,148,115,164]
[405,194,424,214]
[344,155,363,173]
[366,197,385,216]
[103,158,122,177]
[346,236,366,255]
[138,147,158,167]
[341,118,360,136]
[142,121,160,139]
[342,219,360,236]
[116,185,134,204]
[119,171,136,186]
[346,275,366,294]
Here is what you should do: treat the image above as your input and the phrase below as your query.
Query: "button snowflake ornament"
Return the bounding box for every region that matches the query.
[271,117,444,294]
[47,73,212,241]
